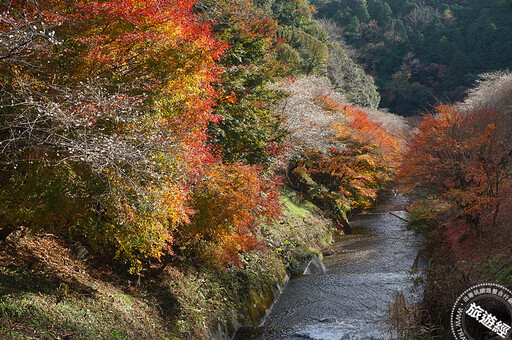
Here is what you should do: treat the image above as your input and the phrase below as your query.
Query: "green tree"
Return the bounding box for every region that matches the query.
[327,43,380,108]
[353,2,371,22]
[198,0,288,166]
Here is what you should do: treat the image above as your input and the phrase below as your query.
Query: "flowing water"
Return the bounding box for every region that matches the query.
[235,194,425,340]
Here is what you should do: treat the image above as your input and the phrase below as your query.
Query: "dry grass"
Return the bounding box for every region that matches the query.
[0,231,176,339]
[387,291,427,340]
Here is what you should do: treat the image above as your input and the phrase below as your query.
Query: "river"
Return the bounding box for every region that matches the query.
[235,194,425,340]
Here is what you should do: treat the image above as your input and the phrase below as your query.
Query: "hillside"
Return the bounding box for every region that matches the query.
[0,0,403,338]
[314,0,512,115]
[0,190,335,339]
[2,1,510,339]
[397,72,512,338]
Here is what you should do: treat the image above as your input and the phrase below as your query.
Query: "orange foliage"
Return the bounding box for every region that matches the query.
[400,105,512,230]
[1,0,285,271]
[71,0,228,172]
[180,164,281,267]
[316,94,400,159]
[293,95,401,211]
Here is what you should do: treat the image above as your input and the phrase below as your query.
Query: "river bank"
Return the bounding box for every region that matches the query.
[0,189,333,339]
[404,201,512,339]
[234,193,424,340]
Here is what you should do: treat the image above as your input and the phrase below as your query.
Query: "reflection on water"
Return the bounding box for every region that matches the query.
[234,194,423,340]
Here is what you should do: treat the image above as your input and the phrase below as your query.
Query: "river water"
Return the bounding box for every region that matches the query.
[235,194,424,340]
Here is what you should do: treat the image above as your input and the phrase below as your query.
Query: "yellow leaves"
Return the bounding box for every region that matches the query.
[174,163,280,267]
[157,19,181,40]
[154,181,191,226]
[221,93,238,104]
[355,153,376,167]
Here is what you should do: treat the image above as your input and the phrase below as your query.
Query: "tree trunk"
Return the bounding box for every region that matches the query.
[340,218,352,234]
[492,202,500,229]
[0,225,16,241]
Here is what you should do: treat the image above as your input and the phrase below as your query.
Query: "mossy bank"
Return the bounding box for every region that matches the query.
[0,189,333,340]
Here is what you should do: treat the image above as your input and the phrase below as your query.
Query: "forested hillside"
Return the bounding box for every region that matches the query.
[396,71,512,338]
[0,0,402,338]
[3,0,510,339]
[313,0,512,115]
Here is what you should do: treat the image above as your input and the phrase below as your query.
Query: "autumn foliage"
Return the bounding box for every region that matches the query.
[398,72,512,339]
[273,76,404,222]
[294,94,400,214]
[177,164,281,267]
[201,0,288,167]
[0,0,403,273]
[0,0,284,272]
[401,100,512,237]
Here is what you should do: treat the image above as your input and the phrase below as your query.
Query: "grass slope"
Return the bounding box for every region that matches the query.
[0,189,333,340]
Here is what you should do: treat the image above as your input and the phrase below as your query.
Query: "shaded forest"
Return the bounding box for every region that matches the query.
[313,0,512,115]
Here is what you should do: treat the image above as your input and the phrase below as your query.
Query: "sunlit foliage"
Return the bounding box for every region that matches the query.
[198,0,288,166]
[273,76,403,222]
[0,0,278,272]
[401,72,512,232]
[0,0,388,273]
[177,164,281,267]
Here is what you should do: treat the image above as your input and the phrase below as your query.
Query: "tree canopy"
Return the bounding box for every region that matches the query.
[314,0,512,116]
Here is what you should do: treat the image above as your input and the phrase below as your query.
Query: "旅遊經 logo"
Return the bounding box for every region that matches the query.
[451,283,512,339]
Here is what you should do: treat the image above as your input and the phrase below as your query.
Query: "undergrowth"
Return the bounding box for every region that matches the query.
[390,202,512,339]
[0,188,333,339]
